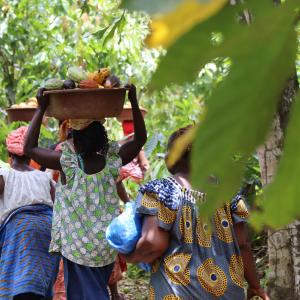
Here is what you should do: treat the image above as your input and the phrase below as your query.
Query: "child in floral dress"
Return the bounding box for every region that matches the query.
[24,84,147,300]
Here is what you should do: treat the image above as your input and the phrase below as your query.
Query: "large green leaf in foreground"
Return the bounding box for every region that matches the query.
[193,1,298,217]
[122,0,227,48]
[151,0,298,221]
[251,93,300,228]
[150,2,239,89]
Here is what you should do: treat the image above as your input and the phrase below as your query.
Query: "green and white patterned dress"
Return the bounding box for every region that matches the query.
[49,140,121,267]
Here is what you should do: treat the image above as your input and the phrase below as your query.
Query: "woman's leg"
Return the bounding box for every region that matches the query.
[53,259,66,300]
[109,282,125,300]
[108,256,126,300]
[63,257,114,300]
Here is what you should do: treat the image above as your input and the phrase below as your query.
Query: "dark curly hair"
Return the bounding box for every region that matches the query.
[166,125,193,174]
[72,121,109,158]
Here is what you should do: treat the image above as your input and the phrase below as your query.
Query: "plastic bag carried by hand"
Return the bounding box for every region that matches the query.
[106,201,142,254]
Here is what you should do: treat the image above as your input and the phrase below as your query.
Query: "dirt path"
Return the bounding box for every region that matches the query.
[118,265,150,300]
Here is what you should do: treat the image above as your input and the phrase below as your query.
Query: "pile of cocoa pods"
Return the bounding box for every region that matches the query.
[44,66,121,91]
[10,97,38,109]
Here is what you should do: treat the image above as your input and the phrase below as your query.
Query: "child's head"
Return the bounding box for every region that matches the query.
[166,125,193,175]
[72,121,108,157]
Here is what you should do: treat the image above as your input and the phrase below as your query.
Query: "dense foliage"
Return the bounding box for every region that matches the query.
[0,0,161,107]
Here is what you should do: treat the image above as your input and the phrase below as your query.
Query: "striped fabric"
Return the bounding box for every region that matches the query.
[0,205,59,299]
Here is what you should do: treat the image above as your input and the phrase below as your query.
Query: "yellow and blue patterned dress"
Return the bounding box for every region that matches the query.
[138,177,249,300]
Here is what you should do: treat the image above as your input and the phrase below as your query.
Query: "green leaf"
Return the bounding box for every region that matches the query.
[80,0,90,15]
[189,0,299,216]
[92,26,110,40]
[102,12,126,47]
[117,12,127,43]
[251,93,300,229]
[40,126,53,140]
[149,2,239,89]
[144,133,159,157]
[121,0,181,14]
[150,1,299,90]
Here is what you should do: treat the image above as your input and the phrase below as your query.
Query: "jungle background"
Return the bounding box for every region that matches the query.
[0,0,300,299]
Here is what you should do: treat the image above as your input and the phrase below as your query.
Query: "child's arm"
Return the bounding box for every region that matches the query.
[50,181,55,203]
[125,215,170,264]
[119,84,147,166]
[0,175,4,195]
[24,88,62,171]
[116,181,130,203]
[234,222,270,300]
[138,150,149,173]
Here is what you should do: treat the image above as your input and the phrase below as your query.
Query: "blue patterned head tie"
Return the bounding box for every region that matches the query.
[140,178,181,210]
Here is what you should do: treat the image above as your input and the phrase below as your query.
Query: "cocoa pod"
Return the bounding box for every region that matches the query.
[79,79,99,89]
[104,75,121,88]
[44,78,64,90]
[89,68,111,85]
[67,66,88,82]
[63,79,76,89]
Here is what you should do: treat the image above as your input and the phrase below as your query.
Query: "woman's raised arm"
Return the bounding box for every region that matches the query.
[119,84,147,166]
[24,88,62,171]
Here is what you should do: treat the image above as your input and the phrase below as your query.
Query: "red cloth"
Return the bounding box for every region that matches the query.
[122,120,134,136]
[109,254,127,285]
[54,260,66,300]
[6,126,28,156]
[29,160,41,170]
[119,158,144,183]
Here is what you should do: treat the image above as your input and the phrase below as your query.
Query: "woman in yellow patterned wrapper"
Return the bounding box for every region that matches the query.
[122,126,270,300]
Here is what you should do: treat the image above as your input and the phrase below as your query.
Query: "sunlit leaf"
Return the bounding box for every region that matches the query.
[102,11,126,46]
[150,2,240,90]
[144,133,159,157]
[166,125,197,169]
[191,0,298,216]
[251,93,300,229]
[92,26,110,40]
[150,1,299,90]
[146,0,227,48]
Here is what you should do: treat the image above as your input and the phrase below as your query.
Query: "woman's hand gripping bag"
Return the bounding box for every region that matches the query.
[106,201,142,254]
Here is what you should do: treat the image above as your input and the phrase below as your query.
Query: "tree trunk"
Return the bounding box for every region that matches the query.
[257,74,299,299]
[0,48,16,106]
[289,220,300,296]
[5,84,16,106]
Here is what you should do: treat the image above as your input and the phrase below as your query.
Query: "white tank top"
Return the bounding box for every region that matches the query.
[0,168,53,224]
